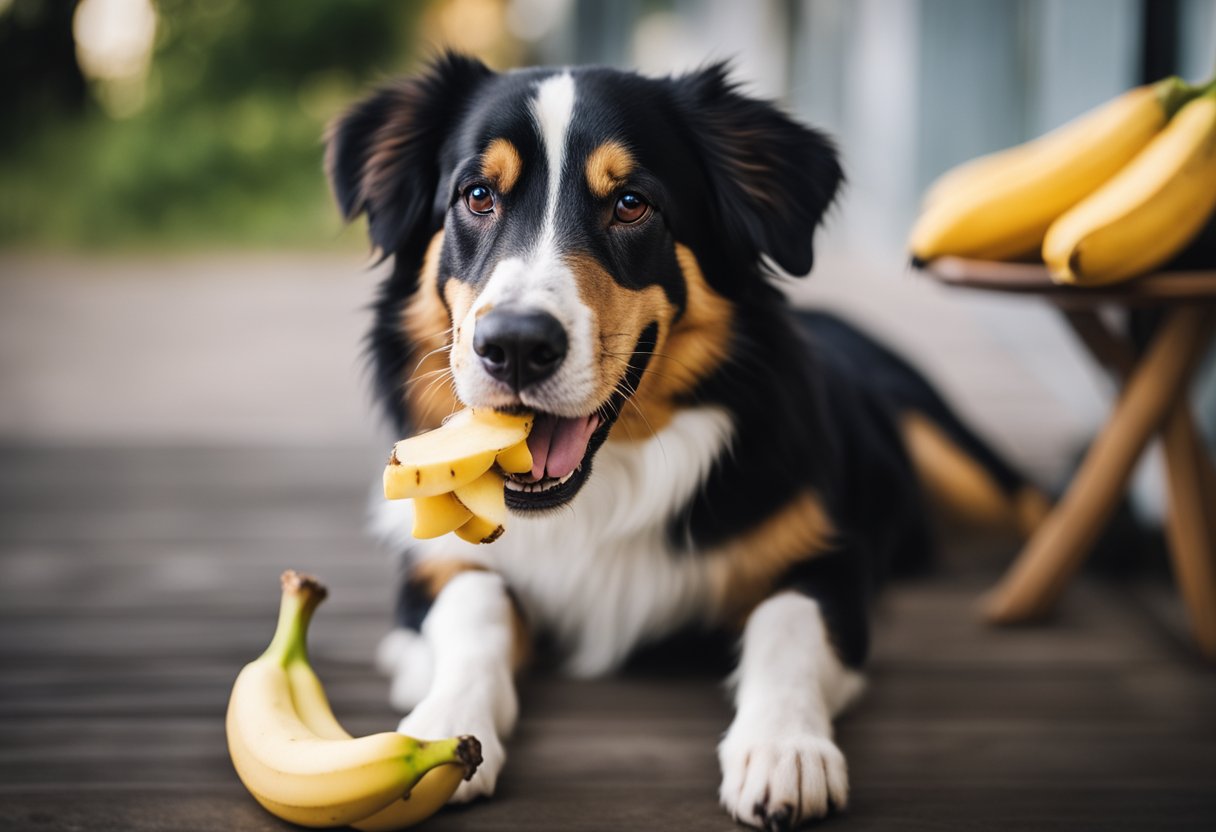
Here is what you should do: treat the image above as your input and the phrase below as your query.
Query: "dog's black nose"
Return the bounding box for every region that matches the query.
[473,308,568,391]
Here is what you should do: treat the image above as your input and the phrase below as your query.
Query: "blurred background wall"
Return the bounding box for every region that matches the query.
[2,0,1214,518]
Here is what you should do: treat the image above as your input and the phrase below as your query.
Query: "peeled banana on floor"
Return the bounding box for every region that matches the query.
[384,408,532,543]
[910,76,1196,262]
[1043,86,1216,285]
[226,571,481,829]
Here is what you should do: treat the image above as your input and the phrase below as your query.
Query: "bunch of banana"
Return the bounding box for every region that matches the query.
[1044,86,1216,285]
[227,571,482,829]
[384,408,532,543]
[910,76,1204,267]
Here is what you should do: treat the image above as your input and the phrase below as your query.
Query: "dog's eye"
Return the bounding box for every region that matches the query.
[613,193,649,225]
[465,185,495,215]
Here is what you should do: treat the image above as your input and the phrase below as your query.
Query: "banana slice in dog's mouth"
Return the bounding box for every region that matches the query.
[385,409,606,540]
[384,408,533,543]
[384,408,532,501]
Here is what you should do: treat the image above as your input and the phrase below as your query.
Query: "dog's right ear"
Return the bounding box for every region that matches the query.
[325,53,493,257]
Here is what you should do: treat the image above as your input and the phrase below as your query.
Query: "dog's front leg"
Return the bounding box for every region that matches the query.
[719,591,866,830]
[396,568,524,802]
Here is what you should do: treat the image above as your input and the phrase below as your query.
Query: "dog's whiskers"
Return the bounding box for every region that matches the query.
[611,378,666,461]
[407,339,454,381]
[416,370,456,415]
[404,366,454,389]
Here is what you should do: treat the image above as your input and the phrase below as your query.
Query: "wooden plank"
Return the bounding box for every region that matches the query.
[3,445,1216,830]
[0,541,394,614]
[2,787,1215,832]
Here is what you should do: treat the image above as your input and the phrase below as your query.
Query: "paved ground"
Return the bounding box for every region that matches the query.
[0,250,1105,481]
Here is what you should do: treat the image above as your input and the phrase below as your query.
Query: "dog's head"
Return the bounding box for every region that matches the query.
[327,53,842,511]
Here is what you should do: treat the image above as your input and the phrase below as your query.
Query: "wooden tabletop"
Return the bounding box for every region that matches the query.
[2,444,1215,831]
[920,258,1216,306]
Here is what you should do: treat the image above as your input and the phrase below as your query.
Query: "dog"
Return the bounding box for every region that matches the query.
[325,53,1047,830]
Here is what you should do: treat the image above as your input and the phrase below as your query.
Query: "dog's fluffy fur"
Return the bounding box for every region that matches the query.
[328,54,1045,829]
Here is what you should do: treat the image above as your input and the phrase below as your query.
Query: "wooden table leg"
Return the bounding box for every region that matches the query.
[1062,306,1216,656]
[1061,309,1136,378]
[1161,395,1216,658]
[984,305,1216,624]
[1200,429,1216,546]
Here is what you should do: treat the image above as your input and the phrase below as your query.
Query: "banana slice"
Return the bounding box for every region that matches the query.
[384,409,533,499]
[495,440,533,475]
[411,493,473,539]
[452,471,508,545]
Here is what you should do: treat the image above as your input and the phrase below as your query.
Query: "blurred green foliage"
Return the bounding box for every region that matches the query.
[0,0,426,250]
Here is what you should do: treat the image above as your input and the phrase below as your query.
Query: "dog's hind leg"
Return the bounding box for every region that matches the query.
[900,409,1051,538]
[797,310,1051,539]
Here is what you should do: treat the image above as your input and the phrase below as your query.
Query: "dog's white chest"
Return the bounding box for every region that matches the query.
[374,408,734,676]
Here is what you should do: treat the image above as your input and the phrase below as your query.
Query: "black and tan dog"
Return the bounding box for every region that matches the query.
[326,53,1046,830]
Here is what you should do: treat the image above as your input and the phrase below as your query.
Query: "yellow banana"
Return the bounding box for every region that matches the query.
[385,408,533,543]
[495,439,533,474]
[920,141,1039,208]
[410,493,473,539]
[1044,87,1216,285]
[226,571,481,829]
[351,767,470,832]
[384,408,533,499]
[910,76,1195,262]
[452,469,509,544]
[284,637,470,830]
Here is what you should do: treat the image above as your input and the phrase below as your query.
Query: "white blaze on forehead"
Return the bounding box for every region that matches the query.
[531,72,576,250]
[455,71,598,416]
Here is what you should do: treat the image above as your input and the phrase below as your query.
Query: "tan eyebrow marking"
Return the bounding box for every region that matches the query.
[480,138,523,194]
[585,141,635,198]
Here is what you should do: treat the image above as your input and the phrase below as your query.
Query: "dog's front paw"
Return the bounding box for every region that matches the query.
[398,698,504,803]
[718,727,848,830]
[376,629,435,712]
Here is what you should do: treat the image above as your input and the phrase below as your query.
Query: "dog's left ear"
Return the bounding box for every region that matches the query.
[671,63,844,277]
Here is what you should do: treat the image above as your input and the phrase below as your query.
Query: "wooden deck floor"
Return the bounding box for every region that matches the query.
[2,444,1215,831]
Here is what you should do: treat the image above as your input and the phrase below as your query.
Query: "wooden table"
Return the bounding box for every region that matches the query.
[922,258,1216,657]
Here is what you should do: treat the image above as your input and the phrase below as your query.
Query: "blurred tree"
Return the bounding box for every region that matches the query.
[0,0,87,147]
[1,0,425,249]
[151,0,414,104]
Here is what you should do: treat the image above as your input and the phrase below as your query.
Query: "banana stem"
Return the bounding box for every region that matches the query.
[1157,76,1199,118]
[402,736,484,791]
[260,570,328,667]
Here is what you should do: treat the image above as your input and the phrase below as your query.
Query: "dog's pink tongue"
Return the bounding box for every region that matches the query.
[527,414,600,480]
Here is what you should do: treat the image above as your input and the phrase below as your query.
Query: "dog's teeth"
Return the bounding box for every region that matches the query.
[504,469,575,495]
